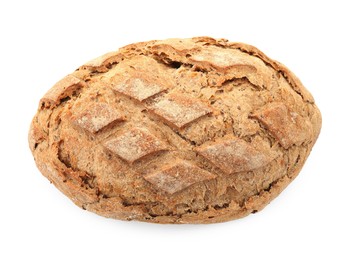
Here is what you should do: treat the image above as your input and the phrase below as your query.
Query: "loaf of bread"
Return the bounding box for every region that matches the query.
[29,37,321,223]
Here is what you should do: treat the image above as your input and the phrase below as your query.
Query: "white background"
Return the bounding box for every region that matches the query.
[1,0,353,259]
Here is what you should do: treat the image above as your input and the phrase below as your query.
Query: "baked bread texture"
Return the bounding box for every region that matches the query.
[29,37,321,224]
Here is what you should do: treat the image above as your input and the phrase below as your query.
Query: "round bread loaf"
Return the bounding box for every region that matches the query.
[29,37,321,224]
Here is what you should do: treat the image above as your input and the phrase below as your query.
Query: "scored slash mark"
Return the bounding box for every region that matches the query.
[148,93,213,128]
[103,127,170,164]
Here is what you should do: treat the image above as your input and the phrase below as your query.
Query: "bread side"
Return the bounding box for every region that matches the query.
[29,37,321,223]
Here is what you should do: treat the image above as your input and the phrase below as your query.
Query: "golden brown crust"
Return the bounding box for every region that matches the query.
[29,37,322,224]
[40,75,87,108]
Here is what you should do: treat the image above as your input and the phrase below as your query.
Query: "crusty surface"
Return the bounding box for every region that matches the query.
[29,37,322,224]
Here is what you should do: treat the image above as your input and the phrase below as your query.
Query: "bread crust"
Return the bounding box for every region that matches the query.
[29,37,322,224]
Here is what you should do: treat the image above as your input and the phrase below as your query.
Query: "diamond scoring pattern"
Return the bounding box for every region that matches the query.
[143,159,217,194]
[103,127,169,163]
[68,54,242,196]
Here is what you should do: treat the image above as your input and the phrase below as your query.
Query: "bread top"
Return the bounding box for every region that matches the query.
[29,37,321,221]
